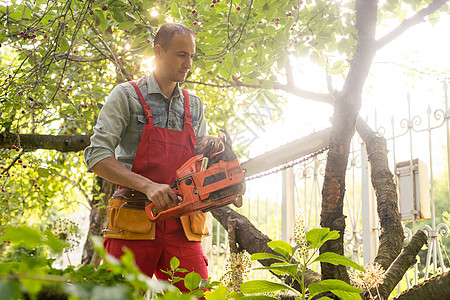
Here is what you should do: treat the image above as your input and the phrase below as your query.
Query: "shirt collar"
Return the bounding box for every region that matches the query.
[147,72,181,98]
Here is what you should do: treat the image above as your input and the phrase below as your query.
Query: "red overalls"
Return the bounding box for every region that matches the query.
[104,82,208,291]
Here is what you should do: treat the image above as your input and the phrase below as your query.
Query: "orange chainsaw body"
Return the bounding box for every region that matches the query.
[145,153,245,222]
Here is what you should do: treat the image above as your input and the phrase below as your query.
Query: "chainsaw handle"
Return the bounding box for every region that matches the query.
[145,201,189,222]
[203,140,214,159]
[145,202,159,222]
[145,185,180,222]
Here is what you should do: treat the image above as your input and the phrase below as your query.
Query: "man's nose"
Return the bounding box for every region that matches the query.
[183,57,192,69]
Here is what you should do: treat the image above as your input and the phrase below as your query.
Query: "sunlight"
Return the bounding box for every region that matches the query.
[150,9,158,17]
[141,56,155,73]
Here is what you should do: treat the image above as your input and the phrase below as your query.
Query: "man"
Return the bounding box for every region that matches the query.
[84,23,222,291]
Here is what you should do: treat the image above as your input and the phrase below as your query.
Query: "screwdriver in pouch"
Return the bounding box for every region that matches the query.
[201,140,214,171]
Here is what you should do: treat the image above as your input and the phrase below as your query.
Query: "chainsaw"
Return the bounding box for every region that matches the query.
[145,130,246,222]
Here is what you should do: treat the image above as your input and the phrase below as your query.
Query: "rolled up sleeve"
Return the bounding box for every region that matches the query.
[84,85,130,171]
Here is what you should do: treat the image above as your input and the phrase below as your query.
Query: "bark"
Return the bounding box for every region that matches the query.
[211,207,321,291]
[0,131,90,152]
[392,270,450,300]
[355,117,404,271]
[81,177,115,265]
[319,0,377,282]
[375,230,428,299]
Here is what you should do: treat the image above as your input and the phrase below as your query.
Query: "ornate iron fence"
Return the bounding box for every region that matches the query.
[206,82,450,292]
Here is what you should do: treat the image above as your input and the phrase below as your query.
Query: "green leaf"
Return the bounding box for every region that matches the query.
[60,38,70,53]
[184,271,202,291]
[240,280,297,295]
[0,281,21,300]
[170,256,180,270]
[313,252,365,272]
[91,285,132,300]
[8,11,22,21]
[267,240,293,259]
[190,289,204,297]
[3,226,43,248]
[20,278,43,299]
[2,121,12,129]
[44,230,67,252]
[253,263,298,277]
[308,279,363,299]
[250,252,285,262]
[333,290,363,300]
[205,286,230,300]
[125,11,136,20]
[63,283,91,300]
[94,10,109,32]
[37,167,50,177]
[261,80,273,90]
[171,3,181,19]
[110,7,125,23]
[306,228,339,249]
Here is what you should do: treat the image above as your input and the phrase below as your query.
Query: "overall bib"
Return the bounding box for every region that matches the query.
[104,82,208,291]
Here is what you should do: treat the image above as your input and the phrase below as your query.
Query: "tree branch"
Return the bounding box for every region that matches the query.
[392,270,450,300]
[87,21,131,82]
[355,116,404,271]
[375,0,447,50]
[375,230,428,299]
[185,79,333,104]
[0,132,90,152]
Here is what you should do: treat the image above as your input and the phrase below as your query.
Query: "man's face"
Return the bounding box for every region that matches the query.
[155,33,195,83]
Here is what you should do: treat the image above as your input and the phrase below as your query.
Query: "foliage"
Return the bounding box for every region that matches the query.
[241,227,364,300]
[0,223,366,300]
[0,224,240,300]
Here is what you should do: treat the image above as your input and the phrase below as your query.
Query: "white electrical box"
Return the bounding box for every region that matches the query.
[395,159,430,221]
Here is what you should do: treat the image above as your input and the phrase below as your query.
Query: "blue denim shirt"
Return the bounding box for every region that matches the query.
[84,72,208,171]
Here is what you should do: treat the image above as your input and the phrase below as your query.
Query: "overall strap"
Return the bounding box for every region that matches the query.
[129,81,153,124]
[182,89,192,125]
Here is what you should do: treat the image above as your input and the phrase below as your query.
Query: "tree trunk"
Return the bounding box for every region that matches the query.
[319,0,377,282]
[355,116,404,271]
[81,176,114,265]
[211,207,322,291]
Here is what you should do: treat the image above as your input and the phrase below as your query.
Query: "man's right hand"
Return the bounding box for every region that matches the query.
[144,182,178,210]
[90,157,179,210]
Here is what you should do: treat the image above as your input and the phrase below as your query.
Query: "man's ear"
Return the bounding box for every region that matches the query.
[154,44,162,58]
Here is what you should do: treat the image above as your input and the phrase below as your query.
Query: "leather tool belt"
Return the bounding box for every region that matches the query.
[112,188,149,210]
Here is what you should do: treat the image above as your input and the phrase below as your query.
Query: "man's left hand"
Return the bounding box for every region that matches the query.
[200,135,224,156]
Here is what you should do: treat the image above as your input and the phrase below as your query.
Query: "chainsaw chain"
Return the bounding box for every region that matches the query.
[244,146,329,181]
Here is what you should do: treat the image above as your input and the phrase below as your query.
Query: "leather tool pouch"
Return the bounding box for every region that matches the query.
[110,188,153,234]
[114,205,152,234]
[189,212,209,235]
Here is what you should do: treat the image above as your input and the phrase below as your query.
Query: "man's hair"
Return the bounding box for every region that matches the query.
[154,23,194,50]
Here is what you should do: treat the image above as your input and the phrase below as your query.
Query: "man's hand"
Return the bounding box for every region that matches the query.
[144,182,178,209]
[200,135,224,156]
